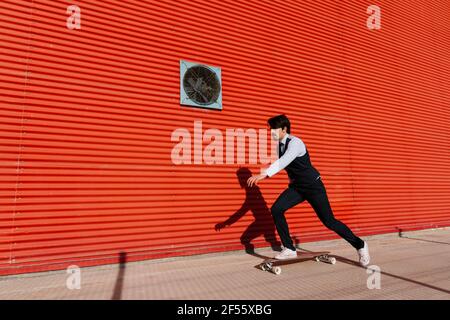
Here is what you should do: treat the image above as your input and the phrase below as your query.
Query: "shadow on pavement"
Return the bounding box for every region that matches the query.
[252,247,450,295]
[397,228,450,245]
[111,251,127,300]
[334,255,450,295]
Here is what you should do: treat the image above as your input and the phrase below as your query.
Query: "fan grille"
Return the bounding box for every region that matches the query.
[183,65,221,105]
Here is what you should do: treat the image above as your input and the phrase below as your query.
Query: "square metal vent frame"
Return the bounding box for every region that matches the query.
[180,60,223,110]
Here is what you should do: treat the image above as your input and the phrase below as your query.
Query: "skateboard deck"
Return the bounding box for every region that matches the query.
[258,251,336,275]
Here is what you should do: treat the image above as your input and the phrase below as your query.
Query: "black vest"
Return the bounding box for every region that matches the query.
[280,137,321,187]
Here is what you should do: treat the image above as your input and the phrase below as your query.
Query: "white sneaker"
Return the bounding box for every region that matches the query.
[357,241,370,267]
[275,248,297,260]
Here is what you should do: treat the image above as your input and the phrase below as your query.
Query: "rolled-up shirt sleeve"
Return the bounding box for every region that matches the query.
[264,138,306,177]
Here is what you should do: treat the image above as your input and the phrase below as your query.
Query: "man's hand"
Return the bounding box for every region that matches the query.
[247,173,267,187]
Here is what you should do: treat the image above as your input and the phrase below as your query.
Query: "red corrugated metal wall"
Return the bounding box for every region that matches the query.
[1,0,449,275]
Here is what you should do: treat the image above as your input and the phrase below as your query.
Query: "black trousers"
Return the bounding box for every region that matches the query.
[271,178,365,251]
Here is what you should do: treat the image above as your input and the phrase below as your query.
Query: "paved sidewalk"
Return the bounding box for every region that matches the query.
[0,228,449,300]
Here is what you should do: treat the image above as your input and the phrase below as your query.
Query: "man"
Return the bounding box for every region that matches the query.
[247,114,370,266]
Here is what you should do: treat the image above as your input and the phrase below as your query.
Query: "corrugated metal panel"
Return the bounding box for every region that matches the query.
[338,0,450,235]
[0,0,449,275]
[0,0,34,268]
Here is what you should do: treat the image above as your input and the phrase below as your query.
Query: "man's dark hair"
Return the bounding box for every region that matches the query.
[267,114,291,134]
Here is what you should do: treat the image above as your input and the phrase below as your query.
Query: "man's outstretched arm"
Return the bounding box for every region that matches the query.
[265,138,305,177]
[247,138,305,187]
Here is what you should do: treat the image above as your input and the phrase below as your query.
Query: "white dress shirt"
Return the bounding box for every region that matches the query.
[264,133,307,177]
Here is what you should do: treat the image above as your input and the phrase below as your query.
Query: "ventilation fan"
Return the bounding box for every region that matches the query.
[180,60,222,110]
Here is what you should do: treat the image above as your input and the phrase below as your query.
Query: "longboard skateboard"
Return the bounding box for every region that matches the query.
[259,251,336,275]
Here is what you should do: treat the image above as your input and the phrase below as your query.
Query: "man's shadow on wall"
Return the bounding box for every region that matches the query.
[215,168,282,259]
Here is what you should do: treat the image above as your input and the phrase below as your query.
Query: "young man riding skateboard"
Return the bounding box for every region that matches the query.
[247,114,370,267]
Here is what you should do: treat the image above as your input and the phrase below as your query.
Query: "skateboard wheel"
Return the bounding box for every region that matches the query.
[273,267,282,275]
[261,264,268,271]
[314,257,320,262]
[330,257,336,265]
